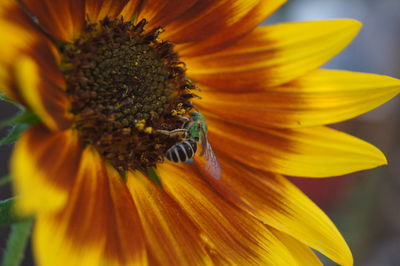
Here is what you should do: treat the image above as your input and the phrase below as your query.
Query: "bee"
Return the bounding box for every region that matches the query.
[158,112,222,179]
[165,139,197,162]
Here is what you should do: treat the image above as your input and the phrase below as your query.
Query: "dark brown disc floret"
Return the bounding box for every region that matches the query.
[62,17,195,171]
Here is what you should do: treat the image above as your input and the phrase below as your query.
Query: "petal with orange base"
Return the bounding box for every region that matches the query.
[15,56,72,131]
[195,157,351,266]
[0,0,35,100]
[33,147,146,266]
[163,0,261,44]
[197,70,400,128]
[187,20,361,89]
[134,0,197,28]
[177,0,286,57]
[206,118,386,177]
[0,1,65,102]
[11,125,82,216]
[19,0,85,42]
[86,0,129,23]
[157,163,300,265]
[127,171,212,265]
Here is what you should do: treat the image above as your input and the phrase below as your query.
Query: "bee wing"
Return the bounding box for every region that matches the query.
[197,123,221,179]
[203,139,222,179]
[199,135,207,156]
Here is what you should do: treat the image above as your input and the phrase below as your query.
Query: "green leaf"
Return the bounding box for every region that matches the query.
[0,109,40,128]
[0,124,30,146]
[0,198,29,226]
[0,92,11,103]
[0,175,11,187]
[1,219,33,266]
[147,168,162,187]
[0,93,23,109]
[0,109,40,146]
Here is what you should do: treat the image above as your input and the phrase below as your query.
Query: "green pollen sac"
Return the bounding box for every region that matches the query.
[62,17,196,172]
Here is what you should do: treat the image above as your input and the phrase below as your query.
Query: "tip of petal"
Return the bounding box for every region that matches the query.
[342,250,354,266]
[330,19,362,42]
[362,141,388,169]
[375,148,388,166]
[374,74,400,92]
[336,18,362,31]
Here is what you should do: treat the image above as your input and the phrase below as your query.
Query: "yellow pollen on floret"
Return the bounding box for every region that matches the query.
[144,127,153,134]
[135,120,146,131]
[122,128,131,135]
[171,110,178,116]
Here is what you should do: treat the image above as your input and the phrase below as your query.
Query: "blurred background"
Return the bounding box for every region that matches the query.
[1,0,399,265]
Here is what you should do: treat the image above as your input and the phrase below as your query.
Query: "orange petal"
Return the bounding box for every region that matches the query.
[206,118,386,177]
[178,0,286,57]
[33,147,147,266]
[187,20,361,89]
[136,0,197,27]
[11,125,82,216]
[198,69,400,128]
[195,157,351,265]
[119,0,146,21]
[127,171,212,265]
[20,0,85,42]
[163,0,263,44]
[86,0,128,23]
[157,162,300,265]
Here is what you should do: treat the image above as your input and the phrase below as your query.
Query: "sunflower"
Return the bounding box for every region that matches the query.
[0,0,399,265]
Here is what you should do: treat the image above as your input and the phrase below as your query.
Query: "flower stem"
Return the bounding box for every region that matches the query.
[1,219,33,266]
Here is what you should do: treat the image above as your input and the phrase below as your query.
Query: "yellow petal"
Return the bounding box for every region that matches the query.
[127,171,212,265]
[11,125,82,216]
[195,157,352,265]
[207,118,386,177]
[187,19,361,89]
[198,70,400,128]
[157,162,300,265]
[33,147,147,266]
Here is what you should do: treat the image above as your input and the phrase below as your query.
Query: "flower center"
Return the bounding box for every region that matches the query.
[62,18,195,172]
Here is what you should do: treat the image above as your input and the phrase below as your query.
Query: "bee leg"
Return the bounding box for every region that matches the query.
[177,116,190,122]
[185,159,194,164]
[176,115,190,128]
[155,129,187,138]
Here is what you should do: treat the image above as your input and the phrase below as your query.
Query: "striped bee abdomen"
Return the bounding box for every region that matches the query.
[166,139,198,162]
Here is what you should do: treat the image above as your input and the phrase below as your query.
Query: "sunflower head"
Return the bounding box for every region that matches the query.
[62,17,196,171]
